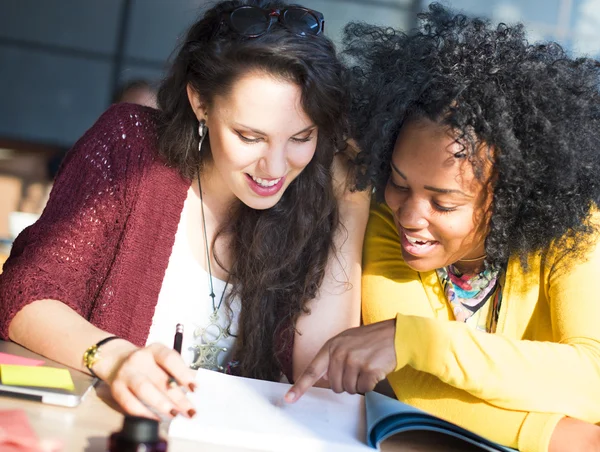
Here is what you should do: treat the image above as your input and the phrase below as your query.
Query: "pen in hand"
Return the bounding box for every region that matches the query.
[173,323,183,354]
[168,324,184,389]
[162,323,196,419]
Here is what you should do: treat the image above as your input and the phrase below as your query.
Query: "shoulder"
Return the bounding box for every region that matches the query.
[364,201,401,261]
[65,103,162,171]
[99,102,159,123]
[504,210,600,289]
[332,140,371,214]
[92,103,160,145]
[54,104,172,197]
[363,201,422,281]
[539,209,600,276]
[362,201,432,323]
[367,200,395,229]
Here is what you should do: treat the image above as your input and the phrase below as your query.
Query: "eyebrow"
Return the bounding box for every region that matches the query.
[424,185,472,197]
[235,123,316,136]
[391,161,407,179]
[391,161,472,198]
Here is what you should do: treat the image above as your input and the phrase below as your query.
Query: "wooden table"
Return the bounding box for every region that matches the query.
[0,385,480,452]
[0,385,260,452]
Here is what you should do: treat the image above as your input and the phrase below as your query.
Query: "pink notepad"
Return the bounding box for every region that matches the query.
[0,410,62,451]
[0,353,44,367]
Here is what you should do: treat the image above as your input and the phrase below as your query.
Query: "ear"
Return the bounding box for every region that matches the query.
[186,83,208,121]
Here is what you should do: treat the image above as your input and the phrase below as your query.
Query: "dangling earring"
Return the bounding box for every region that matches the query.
[198,119,208,153]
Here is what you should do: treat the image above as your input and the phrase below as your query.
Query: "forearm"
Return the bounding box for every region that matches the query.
[8,299,137,379]
[389,365,559,452]
[549,418,600,452]
[395,314,600,421]
[292,196,368,380]
[291,242,362,381]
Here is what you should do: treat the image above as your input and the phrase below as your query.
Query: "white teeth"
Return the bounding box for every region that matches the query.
[251,175,281,187]
[406,235,431,246]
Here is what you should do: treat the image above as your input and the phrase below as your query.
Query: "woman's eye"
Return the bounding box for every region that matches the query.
[389,179,408,191]
[433,202,457,213]
[290,135,313,143]
[236,131,262,144]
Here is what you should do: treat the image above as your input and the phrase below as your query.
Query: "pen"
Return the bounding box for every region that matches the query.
[173,323,184,354]
[167,324,184,389]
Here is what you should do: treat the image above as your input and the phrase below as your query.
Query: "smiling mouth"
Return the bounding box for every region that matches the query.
[248,174,282,187]
[405,235,436,246]
[245,173,286,197]
[399,229,440,257]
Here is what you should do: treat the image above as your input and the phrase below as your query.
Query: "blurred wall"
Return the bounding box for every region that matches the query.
[0,0,417,149]
[0,0,598,149]
[426,0,600,57]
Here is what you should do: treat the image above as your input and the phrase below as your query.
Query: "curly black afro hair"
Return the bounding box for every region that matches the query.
[344,3,600,267]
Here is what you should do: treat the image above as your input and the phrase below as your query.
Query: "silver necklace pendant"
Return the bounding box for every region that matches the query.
[194,169,232,373]
[190,310,228,371]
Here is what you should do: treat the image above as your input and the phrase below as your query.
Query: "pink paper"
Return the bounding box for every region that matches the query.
[0,410,62,452]
[0,353,44,367]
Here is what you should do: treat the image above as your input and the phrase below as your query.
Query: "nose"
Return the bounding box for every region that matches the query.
[396,197,428,231]
[259,144,288,178]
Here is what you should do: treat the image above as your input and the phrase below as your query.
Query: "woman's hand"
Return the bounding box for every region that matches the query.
[549,417,600,452]
[93,340,197,420]
[285,319,397,402]
[8,301,197,420]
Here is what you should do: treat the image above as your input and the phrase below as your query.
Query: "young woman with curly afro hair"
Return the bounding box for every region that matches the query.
[287,4,600,451]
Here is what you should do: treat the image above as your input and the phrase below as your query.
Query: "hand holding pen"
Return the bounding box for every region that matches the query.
[97,323,197,420]
[167,324,184,388]
[173,323,184,355]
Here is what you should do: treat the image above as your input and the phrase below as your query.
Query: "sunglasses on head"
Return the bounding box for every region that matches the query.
[221,5,324,38]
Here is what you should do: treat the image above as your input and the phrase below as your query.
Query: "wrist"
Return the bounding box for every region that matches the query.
[384,318,398,371]
[393,314,411,372]
[85,338,138,381]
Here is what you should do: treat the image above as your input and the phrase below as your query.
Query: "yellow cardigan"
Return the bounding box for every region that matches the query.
[362,202,600,452]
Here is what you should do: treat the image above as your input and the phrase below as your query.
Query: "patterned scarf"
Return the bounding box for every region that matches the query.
[436,264,503,333]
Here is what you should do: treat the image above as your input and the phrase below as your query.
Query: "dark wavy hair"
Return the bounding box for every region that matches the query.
[157,0,349,380]
[344,3,600,268]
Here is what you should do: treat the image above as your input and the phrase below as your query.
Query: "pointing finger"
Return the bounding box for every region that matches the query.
[284,345,330,403]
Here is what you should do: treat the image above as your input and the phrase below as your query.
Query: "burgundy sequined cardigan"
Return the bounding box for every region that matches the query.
[0,103,293,380]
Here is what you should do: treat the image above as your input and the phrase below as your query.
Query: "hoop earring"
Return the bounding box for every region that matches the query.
[198,119,208,153]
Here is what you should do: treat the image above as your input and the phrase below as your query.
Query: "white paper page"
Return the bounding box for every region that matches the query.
[169,369,371,452]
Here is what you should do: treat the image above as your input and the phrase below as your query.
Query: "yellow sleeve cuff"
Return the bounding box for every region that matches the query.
[394,313,410,372]
[394,313,433,372]
[518,412,563,452]
[394,313,447,373]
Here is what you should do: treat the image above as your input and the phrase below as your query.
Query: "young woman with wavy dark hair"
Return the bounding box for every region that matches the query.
[0,0,368,419]
[288,5,600,452]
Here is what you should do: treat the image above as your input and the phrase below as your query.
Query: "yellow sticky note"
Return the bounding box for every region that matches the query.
[0,364,75,391]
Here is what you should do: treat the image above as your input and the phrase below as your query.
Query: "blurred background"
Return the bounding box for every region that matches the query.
[0,0,599,257]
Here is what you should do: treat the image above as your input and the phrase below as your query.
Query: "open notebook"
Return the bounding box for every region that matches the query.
[170,369,514,451]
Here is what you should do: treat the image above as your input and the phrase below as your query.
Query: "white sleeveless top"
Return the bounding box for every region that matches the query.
[146,194,240,371]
